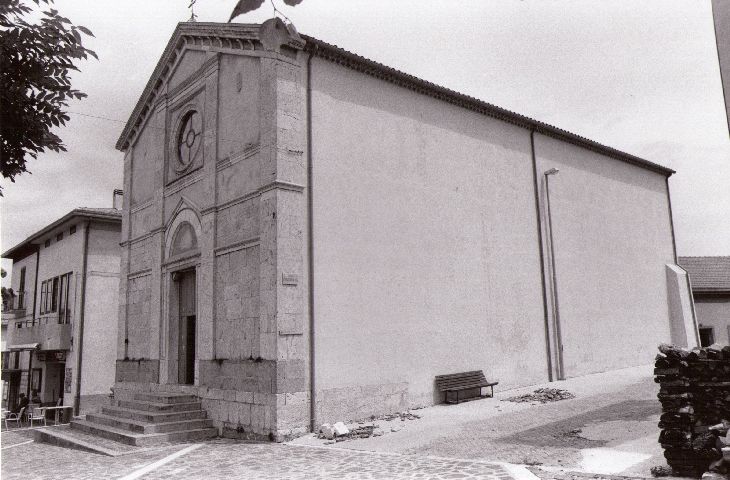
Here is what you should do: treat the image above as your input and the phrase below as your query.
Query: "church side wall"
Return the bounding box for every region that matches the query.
[309,58,549,423]
[533,134,675,378]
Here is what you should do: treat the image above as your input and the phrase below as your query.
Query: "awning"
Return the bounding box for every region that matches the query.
[8,343,39,351]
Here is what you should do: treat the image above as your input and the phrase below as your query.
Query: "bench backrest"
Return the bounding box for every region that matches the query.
[435,370,489,391]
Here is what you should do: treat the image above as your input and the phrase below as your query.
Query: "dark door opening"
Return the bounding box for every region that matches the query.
[177,270,196,385]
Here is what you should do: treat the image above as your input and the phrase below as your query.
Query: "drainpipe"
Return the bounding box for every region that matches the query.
[73,220,90,415]
[529,131,553,382]
[306,46,317,432]
[544,169,565,380]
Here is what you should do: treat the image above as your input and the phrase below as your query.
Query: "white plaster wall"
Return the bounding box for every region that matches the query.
[533,134,675,377]
[310,58,549,412]
[81,223,121,396]
[35,222,84,325]
[9,251,37,313]
[695,296,730,345]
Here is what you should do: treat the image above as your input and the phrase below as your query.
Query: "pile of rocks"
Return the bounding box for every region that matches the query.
[655,343,730,477]
[504,388,575,404]
[317,411,422,443]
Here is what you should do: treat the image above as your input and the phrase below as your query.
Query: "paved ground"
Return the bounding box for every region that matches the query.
[1,364,690,479]
[293,364,680,478]
[1,432,525,479]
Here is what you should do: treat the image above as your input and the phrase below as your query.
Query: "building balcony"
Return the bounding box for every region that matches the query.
[9,321,72,351]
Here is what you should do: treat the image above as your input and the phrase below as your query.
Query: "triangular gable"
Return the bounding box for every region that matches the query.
[116,19,304,152]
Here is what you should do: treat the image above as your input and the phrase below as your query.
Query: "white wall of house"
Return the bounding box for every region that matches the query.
[80,222,121,409]
[695,296,730,345]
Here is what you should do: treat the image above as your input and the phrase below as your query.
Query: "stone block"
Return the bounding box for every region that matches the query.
[238,403,252,425]
[236,391,254,404]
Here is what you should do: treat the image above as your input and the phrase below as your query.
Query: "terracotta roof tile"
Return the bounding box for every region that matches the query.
[678,256,730,293]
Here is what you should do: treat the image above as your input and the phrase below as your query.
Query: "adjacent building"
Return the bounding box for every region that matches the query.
[679,256,730,346]
[111,18,695,441]
[1,203,122,415]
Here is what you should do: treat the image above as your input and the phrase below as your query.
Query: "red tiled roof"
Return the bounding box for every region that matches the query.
[678,256,730,293]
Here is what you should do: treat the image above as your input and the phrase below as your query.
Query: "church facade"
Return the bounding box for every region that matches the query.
[113,18,692,440]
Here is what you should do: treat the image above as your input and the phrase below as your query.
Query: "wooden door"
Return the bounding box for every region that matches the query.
[177,270,196,385]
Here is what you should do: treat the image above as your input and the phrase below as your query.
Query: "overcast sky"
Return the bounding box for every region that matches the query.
[1,0,728,279]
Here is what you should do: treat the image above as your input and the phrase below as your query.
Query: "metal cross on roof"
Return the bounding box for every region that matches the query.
[188,0,198,22]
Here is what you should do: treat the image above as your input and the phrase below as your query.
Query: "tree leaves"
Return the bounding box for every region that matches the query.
[0,0,97,192]
[229,0,304,22]
[229,0,264,21]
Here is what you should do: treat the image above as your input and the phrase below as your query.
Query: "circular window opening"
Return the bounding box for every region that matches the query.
[176,110,202,171]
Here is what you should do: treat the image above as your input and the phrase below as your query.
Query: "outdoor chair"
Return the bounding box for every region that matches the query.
[27,405,47,427]
[4,407,25,429]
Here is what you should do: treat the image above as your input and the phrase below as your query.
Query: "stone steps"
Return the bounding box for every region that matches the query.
[133,393,199,404]
[33,392,219,450]
[70,418,217,447]
[118,399,202,412]
[85,412,213,434]
[101,405,207,423]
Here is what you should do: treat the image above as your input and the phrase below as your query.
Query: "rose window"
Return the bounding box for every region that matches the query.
[176,110,202,170]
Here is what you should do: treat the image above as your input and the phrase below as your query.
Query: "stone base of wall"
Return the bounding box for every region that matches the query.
[113,380,309,441]
[315,382,411,424]
[115,360,160,383]
[79,393,113,415]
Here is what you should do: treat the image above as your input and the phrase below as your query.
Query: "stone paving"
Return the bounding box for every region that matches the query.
[1,434,521,480]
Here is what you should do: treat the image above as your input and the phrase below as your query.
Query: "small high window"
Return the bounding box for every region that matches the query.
[44,239,50,248]
[56,232,63,242]
[70,225,76,235]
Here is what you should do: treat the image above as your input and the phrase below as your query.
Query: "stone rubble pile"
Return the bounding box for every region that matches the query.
[655,343,730,477]
[503,388,575,404]
[317,411,422,443]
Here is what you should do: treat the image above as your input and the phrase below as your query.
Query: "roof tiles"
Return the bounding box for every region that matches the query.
[678,256,730,293]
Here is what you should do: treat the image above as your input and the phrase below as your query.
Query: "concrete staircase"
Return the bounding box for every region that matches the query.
[69,392,217,447]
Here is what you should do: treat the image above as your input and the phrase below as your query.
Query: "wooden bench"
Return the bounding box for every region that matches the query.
[435,371,498,404]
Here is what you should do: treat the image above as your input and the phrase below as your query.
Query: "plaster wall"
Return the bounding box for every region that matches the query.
[713,0,730,131]
[35,223,84,326]
[533,133,675,377]
[695,295,730,345]
[81,223,121,396]
[309,58,548,422]
[9,251,37,313]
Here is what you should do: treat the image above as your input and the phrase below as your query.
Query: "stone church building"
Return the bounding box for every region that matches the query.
[112,18,695,440]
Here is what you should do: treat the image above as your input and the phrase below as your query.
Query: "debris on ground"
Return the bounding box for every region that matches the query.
[332,421,349,436]
[317,411,421,443]
[649,465,673,477]
[379,411,421,422]
[560,428,584,439]
[334,424,376,442]
[503,388,575,404]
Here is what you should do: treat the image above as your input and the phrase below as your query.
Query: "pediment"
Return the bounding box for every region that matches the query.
[116,18,304,152]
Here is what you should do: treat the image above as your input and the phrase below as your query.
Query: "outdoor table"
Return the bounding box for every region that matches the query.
[40,406,74,424]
